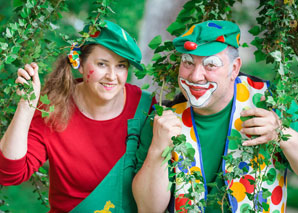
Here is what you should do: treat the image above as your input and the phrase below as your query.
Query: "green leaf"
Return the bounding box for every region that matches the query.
[13,0,23,7]
[240,115,254,122]
[6,28,13,38]
[154,104,164,116]
[262,190,272,199]
[270,51,282,62]
[30,93,36,101]
[167,22,184,35]
[262,202,269,211]
[41,111,49,118]
[12,45,21,54]
[167,181,173,191]
[40,94,50,105]
[0,42,8,50]
[165,91,176,100]
[254,50,267,62]
[49,105,55,112]
[5,54,17,64]
[162,146,171,158]
[241,42,249,48]
[248,26,261,36]
[148,35,162,49]
[141,83,150,90]
[152,53,162,61]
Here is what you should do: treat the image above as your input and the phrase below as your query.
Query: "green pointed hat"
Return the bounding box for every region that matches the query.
[84,20,143,70]
[173,20,240,56]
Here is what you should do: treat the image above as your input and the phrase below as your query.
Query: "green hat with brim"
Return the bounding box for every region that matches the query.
[173,20,240,56]
[84,20,143,70]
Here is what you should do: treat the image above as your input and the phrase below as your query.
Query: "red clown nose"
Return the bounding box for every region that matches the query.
[184,41,198,50]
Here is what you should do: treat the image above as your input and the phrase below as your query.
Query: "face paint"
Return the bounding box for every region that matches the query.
[181,54,194,63]
[179,77,218,108]
[202,56,223,67]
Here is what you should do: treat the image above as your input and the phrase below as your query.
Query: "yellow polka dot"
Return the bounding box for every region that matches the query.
[230,182,246,202]
[236,83,250,102]
[172,152,179,162]
[234,118,243,131]
[172,102,187,114]
[189,166,202,183]
[182,25,196,37]
[250,154,266,171]
[190,127,196,141]
[281,202,285,213]
[279,176,284,188]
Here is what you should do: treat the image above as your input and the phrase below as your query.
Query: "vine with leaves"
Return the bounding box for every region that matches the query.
[135,0,297,212]
[0,0,115,210]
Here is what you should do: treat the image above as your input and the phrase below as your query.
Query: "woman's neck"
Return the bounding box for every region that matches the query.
[73,83,126,120]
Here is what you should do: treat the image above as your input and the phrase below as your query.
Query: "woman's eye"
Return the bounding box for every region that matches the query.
[97,62,105,67]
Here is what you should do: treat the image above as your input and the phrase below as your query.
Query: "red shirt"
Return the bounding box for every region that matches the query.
[0,83,155,212]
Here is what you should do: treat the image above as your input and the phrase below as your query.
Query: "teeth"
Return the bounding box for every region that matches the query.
[101,83,115,87]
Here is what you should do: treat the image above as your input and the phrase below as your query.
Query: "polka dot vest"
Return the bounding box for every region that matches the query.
[171,75,287,213]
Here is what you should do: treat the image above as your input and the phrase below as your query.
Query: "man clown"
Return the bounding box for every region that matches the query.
[133,20,298,212]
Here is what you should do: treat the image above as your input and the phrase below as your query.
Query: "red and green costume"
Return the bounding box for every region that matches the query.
[0,84,155,212]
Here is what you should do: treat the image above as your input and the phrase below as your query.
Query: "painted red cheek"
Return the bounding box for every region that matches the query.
[89,70,94,74]
[87,74,90,79]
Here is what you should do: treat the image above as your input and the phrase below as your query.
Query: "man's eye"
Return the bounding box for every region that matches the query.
[183,61,194,68]
[205,63,217,69]
[118,64,127,69]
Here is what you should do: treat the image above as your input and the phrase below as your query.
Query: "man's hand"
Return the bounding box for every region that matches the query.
[240,108,281,146]
[151,110,182,152]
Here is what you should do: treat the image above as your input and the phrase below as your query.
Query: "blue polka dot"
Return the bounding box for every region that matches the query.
[239,162,249,175]
[254,191,267,212]
[178,156,196,173]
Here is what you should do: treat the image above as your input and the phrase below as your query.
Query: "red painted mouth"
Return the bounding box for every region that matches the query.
[181,80,214,99]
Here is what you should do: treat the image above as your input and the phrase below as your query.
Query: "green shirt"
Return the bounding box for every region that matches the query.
[193,99,233,212]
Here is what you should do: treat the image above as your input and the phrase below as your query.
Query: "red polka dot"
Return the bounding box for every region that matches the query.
[227,178,234,188]
[182,107,192,127]
[271,186,283,205]
[240,175,255,193]
[175,194,191,212]
[247,77,264,90]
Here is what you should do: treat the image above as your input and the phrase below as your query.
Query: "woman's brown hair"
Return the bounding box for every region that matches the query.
[40,44,97,131]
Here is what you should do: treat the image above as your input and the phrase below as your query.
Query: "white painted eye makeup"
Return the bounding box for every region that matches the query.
[181,54,194,63]
[203,56,223,67]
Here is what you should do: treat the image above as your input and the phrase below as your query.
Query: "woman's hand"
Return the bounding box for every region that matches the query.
[15,62,41,107]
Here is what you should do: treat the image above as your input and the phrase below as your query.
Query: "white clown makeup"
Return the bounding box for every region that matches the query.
[203,55,223,68]
[180,78,218,108]
[179,54,224,108]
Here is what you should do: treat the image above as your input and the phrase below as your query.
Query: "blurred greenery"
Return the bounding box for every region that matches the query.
[1,183,49,213]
